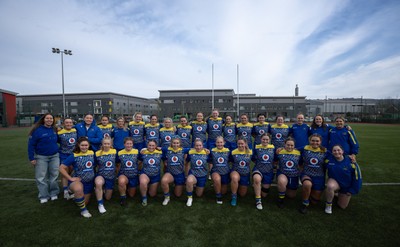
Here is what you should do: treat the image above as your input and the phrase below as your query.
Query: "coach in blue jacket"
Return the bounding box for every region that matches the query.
[75,114,103,152]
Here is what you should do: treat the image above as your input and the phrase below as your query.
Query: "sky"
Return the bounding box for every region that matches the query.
[1,0,399,100]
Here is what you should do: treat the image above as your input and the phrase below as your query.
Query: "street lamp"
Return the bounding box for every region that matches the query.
[52,48,72,118]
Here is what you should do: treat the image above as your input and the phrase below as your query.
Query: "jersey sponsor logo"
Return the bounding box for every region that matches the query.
[276,133,282,139]
[85,161,93,169]
[285,160,294,168]
[106,161,113,168]
[165,136,171,142]
[258,129,265,135]
[133,129,139,135]
[125,161,133,167]
[181,133,187,138]
[227,129,233,134]
[310,158,319,165]
[104,133,110,138]
[171,156,178,162]
[148,158,156,165]
[68,138,76,144]
[196,159,203,166]
[262,154,270,161]
[197,126,203,131]
[242,131,248,136]
[213,124,219,130]
[217,157,225,164]
[150,131,156,137]
[239,160,246,167]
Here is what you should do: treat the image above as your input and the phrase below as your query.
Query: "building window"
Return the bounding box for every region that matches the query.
[93,100,101,107]
[41,103,48,107]
[70,102,78,106]
[71,109,78,113]
[218,99,223,103]
[94,108,102,114]
[164,100,174,104]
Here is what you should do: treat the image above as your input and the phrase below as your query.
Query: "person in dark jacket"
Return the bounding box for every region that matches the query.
[75,114,103,152]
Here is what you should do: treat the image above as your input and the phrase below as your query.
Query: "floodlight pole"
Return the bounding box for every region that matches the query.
[52,48,72,118]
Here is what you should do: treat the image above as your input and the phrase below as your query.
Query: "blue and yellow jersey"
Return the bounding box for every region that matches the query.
[186,149,209,177]
[326,156,362,194]
[95,149,117,180]
[252,122,270,145]
[98,124,113,139]
[328,127,359,155]
[301,145,326,177]
[63,150,96,183]
[230,148,252,176]
[209,147,231,175]
[128,121,145,144]
[145,123,160,145]
[207,117,223,141]
[223,122,237,143]
[163,147,186,175]
[140,149,163,177]
[269,124,290,149]
[277,149,301,177]
[57,128,77,156]
[176,124,192,148]
[159,127,175,148]
[252,144,275,173]
[290,123,310,149]
[117,149,139,178]
[191,120,207,143]
[236,123,254,145]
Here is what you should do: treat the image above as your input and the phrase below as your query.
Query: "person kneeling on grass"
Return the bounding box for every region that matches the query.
[276,138,301,209]
[252,133,275,210]
[298,134,327,214]
[59,137,95,218]
[324,145,362,214]
[94,137,117,214]
[139,140,162,206]
[161,137,187,206]
[185,140,209,207]
[209,136,231,204]
[117,137,140,206]
[230,138,252,207]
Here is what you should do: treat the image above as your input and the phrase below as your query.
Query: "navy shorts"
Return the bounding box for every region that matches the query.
[238,173,250,186]
[69,180,94,195]
[211,171,231,185]
[301,175,325,191]
[277,172,299,190]
[252,169,275,185]
[165,172,185,186]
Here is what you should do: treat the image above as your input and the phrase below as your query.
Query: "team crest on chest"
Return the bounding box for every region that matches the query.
[262,154,270,161]
[196,159,203,166]
[106,161,113,167]
[213,124,219,130]
[150,131,156,137]
[217,157,224,164]
[197,126,203,131]
[126,161,133,167]
[227,129,233,134]
[171,156,179,162]
[134,129,139,135]
[69,138,76,144]
[276,133,282,139]
[310,158,319,165]
[259,130,265,135]
[165,136,171,141]
[239,160,246,167]
[285,160,294,168]
[182,133,187,138]
[85,161,93,169]
[242,132,248,136]
[148,158,156,165]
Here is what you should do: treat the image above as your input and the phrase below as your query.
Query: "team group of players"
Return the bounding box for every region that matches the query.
[28,110,362,218]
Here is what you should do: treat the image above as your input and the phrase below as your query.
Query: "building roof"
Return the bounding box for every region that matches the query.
[0,89,18,95]
[18,92,152,101]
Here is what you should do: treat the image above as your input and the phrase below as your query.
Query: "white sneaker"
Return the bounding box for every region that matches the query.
[40,198,48,204]
[162,197,170,206]
[64,191,70,199]
[256,201,263,210]
[98,204,107,214]
[325,205,332,214]
[81,210,92,218]
[186,197,193,207]
[51,195,58,201]
[68,193,75,200]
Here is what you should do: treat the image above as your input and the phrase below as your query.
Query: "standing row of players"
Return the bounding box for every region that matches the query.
[28,111,360,218]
